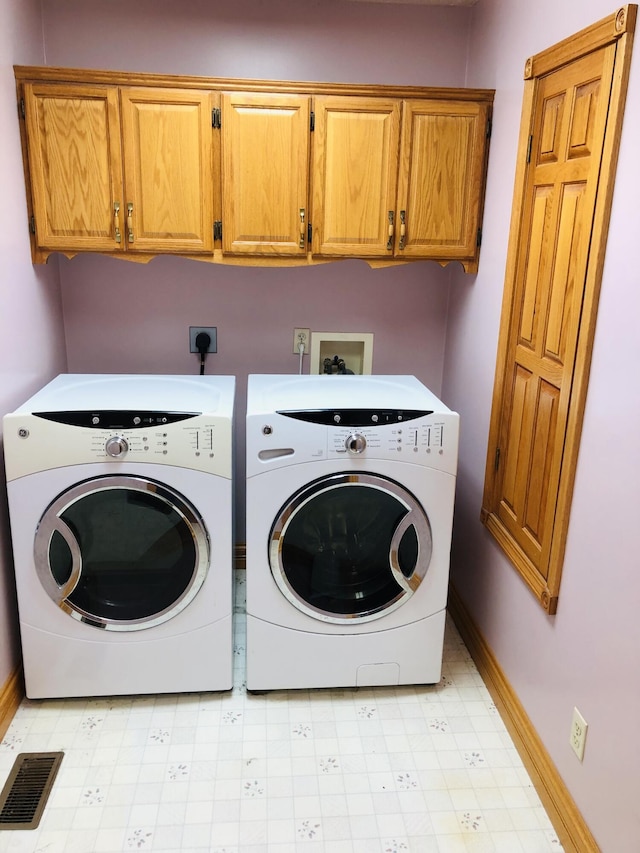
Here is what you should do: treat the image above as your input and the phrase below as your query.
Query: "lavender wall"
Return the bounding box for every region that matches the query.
[444,1,640,850]
[43,0,473,537]
[0,0,67,687]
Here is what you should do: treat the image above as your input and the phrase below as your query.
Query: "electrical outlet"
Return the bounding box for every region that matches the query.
[293,328,310,354]
[189,327,217,353]
[570,706,588,761]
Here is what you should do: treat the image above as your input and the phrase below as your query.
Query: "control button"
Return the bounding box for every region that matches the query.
[161,417,167,424]
[92,416,100,425]
[371,414,379,423]
[18,428,29,439]
[133,416,141,425]
[334,414,341,424]
[345,432,366,454]
[262,425,273,435]
[105,436,128,458]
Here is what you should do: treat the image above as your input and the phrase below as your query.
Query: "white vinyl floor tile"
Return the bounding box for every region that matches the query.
[0,572,563,852]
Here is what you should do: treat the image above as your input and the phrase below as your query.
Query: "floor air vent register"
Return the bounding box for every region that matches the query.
[0,752,63,830]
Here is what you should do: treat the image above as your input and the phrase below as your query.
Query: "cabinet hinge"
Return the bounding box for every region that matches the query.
[19,98,25,119]
[212,108,221,129]
[310,111,315,132]
[486,117,492,138]
[526,134,533,163]
[494,447,501,472]
[214,220,222,241]
[476,228,482,247]
[29,215,36,235]
[307,222,312,244]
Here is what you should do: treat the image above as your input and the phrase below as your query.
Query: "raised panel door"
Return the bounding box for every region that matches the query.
[120,88,214,254]
[221,93,310,255]
[23,83,124,252]
[396,100,489,262]
[311,96,401,257]
[480,18,633,612]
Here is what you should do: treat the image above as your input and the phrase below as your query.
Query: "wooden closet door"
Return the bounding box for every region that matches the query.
[120,88,214,254]
[481,10,636,613]
[220,93,310,256]
[24,83,123,252]
[311,96,401,257]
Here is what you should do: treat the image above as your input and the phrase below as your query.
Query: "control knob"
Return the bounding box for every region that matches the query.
[105,436,129,458]
[345,432,366,454]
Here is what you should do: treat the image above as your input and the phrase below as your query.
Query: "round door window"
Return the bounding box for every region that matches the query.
[269,473,432,623]
[34,476,210,630]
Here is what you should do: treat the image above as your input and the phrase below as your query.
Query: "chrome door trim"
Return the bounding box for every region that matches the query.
[269,472,432,623]
[33,475,210,631]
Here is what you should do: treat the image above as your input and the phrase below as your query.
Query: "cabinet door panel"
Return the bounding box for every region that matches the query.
[121,88,214,253]
[397,100,488,259]
[312,96,400,257]
[221,93,309,255]
[24,83,123,252]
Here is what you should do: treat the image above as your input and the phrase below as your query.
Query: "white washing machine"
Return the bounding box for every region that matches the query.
[245,374,459,691]
[3,374,235,699]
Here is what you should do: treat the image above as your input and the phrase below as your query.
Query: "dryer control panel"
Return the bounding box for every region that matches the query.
[3,410,233,480]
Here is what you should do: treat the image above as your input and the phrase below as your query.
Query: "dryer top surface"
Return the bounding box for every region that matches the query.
[247,374,454,415]
[10,374,236,417]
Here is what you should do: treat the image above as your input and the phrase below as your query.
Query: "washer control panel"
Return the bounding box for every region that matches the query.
[329,419,447,457]
[248,406,459,477]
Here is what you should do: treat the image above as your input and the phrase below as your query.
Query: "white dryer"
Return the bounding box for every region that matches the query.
[245,374,459,691]
[3,374,235,699]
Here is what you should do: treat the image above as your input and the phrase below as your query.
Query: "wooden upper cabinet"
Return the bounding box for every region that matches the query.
[396,100,490,263]
[311,96,401,257]
[16,67,494,268]
[221,92,310,256]
[311,96,490,268]
[120,88,214,254]
[23,82,124,253]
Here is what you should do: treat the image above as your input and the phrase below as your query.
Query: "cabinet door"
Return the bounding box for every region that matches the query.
[120,88,214,254]
[311,96,401,257]
[23,83,124,252]
[221,92,310,255]
[396,100,489,261]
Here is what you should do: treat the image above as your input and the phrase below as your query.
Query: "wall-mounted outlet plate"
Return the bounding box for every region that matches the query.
[293,328,310,354]
[570,706,588,761]
[189,327,217,353]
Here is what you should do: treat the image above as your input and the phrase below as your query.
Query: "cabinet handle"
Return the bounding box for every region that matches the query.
[114,202,121,244]
[299,208,305,249]
[399,209,406,251]
[127,202,134,243]
[386,210,394,250]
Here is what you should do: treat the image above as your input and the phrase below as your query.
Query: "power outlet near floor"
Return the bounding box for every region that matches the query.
[293,328,310,354]
[570,706,588,761]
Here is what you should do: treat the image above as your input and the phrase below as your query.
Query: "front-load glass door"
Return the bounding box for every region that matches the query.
[34,476,210,630]
[269,473,432,623]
